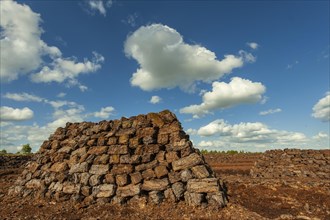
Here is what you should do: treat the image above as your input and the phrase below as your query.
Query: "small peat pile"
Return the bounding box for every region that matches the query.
[250,149,330,179]
[0,155,32,170]
[9,110,227,207]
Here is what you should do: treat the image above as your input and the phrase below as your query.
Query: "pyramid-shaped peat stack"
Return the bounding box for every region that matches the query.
[9,110,227,207]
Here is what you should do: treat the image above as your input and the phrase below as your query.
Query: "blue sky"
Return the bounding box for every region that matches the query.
[1,0,329,153]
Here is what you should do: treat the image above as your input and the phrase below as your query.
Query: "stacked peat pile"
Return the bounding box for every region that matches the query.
[0,155,32,170]
[250,149,330,179]
[9,110,227,207]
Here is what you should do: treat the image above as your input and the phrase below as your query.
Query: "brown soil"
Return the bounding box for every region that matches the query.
[0,153,329,220]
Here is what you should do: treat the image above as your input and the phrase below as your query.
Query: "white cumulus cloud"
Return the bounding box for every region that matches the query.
[312,92,330,122]
[180,77,266,117]
[0,0,104,89]
[93,106,115,119]
[45,100,78,109]
[247,42,259,50]
[198,140,214,148]
[3,92,43,102]
[0,0,49,82]
[313,132,329,139]
[57,92,67,98]
[0,106,34,121]
[30,52,104,85]
[41,99,86,130]
[259,108,282,116]
[86,0,112,16]
[124,24,254,92]
[197,119,307,147]
[149,96,162,104]
[186,128,197,135]
[49,106,85,129]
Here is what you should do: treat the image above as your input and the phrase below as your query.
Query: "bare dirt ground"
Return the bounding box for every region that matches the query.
[0,153,329,220]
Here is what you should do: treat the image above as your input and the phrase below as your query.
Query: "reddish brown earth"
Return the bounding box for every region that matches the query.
[1,153,329,220]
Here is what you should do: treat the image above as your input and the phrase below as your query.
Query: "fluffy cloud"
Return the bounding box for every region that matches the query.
[312,92,330,122]
[180,77,266,117]
[57,92,66,98]
[3,93,88,120]
[86,0,112,16]
[30,52,104,87]
[125,24,254,92]
[198,141,214,148]
[149,96,162,104]
[246,42,259,50]
[93,106,115,119]
[239,50,256,63]
[186,128,198,136]
[313,132,329,139]
[2,92,86,125]
[3,92,43,102]
[48,105,85,129]
[0,0,104,89]
[197,119,307,143]
[259,108,282,116]
[0,0,48,82]
[3,91,109,123]
[192,119,311,151]
[0,106,34,121]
